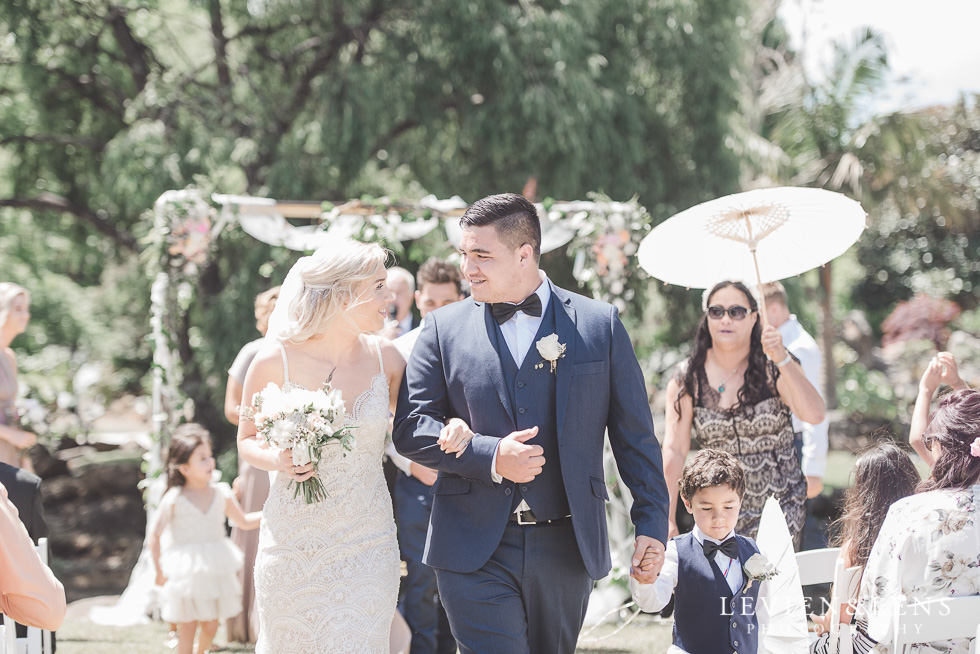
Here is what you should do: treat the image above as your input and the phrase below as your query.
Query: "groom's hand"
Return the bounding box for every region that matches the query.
[496,427,544,483]
[630,536,665,583]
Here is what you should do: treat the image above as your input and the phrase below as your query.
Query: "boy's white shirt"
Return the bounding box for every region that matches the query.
[630,525,768,632]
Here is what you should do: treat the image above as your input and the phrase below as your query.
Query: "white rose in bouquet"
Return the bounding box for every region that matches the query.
[248,379,357,504]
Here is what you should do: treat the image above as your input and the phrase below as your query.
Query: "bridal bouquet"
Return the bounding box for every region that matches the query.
[247,380,356,504]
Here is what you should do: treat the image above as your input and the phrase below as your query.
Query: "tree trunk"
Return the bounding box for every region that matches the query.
[820,262,837,409]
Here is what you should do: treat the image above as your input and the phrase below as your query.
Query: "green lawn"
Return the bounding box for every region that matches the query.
[58,601,672,653]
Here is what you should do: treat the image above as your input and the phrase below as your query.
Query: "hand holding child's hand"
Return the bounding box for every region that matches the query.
[630,536,665,584]
[155,571,167,587]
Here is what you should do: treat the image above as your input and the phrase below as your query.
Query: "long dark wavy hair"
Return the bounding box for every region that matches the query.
[674,281,774,415]
[831,440,919,568]
[166,423,212,490]
[918,389,980,493]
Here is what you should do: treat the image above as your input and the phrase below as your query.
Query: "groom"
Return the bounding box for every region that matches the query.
[393,193,669,654]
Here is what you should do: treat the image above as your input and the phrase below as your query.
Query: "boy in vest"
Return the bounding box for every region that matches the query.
[631,449,769,654]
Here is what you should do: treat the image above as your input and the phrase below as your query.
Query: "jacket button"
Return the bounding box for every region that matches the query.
[504,488,512,496]
[518,407,526,414]
[517,381,525,388]
[733,640,739,647]
[520,485,528,492]
[732,622,737,629]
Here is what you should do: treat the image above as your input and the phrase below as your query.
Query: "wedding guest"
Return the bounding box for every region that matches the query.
[808,441,919,647]
[223,284,279,644]
[632,449,768,654]
[839,389,980,652]
[150,424,261,654]
[378,266,416,340]
[760,283,828,500]
[0,461,47,543]
[388,258,464,654]
[0,480,65,631]
[0,283,37,470]
[662,280,825,544]
[909,351,968,468]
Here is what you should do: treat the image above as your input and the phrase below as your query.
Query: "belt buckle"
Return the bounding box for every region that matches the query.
[516,509,534,525]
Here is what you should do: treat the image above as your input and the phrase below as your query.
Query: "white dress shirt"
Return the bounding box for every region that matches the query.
[777,315,829,477]
[631,525,744,612]
[490,273,551,486]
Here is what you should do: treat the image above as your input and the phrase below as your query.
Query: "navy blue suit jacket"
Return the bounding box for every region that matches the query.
[393,281,669,579]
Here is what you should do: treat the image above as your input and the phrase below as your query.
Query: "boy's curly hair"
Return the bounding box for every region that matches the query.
[679,449,746,501]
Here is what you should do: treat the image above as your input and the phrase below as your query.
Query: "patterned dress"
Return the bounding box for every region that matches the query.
[832,484,980,654]
[253,340,399,654]
[673,358,806,541]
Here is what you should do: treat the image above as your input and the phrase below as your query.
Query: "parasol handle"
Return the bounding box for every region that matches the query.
[750,247,769,327]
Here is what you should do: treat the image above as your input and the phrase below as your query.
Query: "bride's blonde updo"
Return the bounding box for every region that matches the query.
[282,239,390,343]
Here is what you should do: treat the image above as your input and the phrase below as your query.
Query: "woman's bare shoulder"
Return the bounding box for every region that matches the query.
[369,335,406,374]
[244,342,285,385]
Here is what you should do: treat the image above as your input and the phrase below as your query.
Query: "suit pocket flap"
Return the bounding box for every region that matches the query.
[431,477,471,496]
[574,361,608,376]
[590,476,609,501]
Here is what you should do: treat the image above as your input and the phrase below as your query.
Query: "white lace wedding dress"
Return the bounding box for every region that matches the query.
[254,342,399,653]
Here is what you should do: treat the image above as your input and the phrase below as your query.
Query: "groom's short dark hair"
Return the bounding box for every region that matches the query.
[460,193,541,260]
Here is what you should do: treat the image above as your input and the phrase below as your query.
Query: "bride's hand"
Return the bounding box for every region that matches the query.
[439,418,474,458]
[277,448,316,481]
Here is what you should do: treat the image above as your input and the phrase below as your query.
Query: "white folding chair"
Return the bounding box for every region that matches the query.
[2,538,53,654]
[892,596,980,654]
[795,547,841,586]
[826,561,863,654]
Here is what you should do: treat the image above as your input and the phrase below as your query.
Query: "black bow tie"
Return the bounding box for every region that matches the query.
[702,537,739,560]
[490,294,543,325]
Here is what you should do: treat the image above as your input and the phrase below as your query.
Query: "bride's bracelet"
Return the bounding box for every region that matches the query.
[238,408,255,422]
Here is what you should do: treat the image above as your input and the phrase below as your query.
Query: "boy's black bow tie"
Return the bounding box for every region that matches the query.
[490,294,542,324]
[702,537,739,559]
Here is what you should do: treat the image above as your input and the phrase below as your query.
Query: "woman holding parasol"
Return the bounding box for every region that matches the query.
[661,280,825,544]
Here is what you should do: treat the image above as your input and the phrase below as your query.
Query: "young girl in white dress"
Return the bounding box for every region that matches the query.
[150,424,262,654]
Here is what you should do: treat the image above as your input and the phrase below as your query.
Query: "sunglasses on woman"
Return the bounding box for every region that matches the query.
[706,305,753,320]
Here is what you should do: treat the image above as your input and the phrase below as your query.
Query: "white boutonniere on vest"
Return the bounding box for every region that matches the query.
[742,553,777,590]
[534,334,567,374]
[242,375,356,504]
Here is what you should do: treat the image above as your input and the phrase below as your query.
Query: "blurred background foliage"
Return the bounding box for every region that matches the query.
[1,0,978,454]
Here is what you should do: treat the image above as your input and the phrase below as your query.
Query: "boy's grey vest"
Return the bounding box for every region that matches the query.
[673,531,761,654]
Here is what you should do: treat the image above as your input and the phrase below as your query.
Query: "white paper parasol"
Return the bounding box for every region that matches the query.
[636,187,866,314]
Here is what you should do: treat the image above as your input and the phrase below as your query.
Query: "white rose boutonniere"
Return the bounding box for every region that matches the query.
[534,333,567,374]
[743,553,778,590]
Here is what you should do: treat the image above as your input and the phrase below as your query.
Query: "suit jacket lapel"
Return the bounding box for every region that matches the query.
[552,284,577,437]
[476,300,516,426]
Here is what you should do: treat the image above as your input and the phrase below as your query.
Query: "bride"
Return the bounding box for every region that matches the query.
[237,239,403,653]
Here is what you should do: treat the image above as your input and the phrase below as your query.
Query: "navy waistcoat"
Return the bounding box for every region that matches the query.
[672,531,761,654]
[496,301,571,520]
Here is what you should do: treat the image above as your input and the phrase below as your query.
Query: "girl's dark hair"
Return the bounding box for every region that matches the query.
[166,423,212,490]
[918,389,980,493]
[675,281,774,415]
[831,440,919,568]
